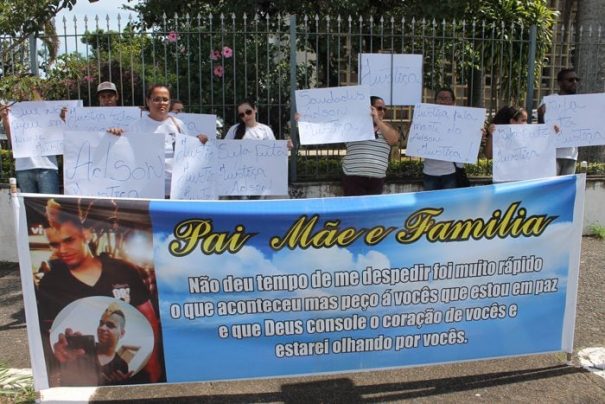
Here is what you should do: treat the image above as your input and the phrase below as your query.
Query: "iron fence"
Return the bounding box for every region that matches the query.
[1,13,604,182]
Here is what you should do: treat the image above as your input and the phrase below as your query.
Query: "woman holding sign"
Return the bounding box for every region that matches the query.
[341,96,400,196]
[108,85,209,197]
[483,106,529,159]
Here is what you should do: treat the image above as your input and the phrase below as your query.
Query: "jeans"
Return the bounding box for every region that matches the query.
[423,173,458,191]
[16,169,60,194]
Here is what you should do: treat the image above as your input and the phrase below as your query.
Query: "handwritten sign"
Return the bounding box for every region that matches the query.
[174,113,217,139]
[406,103,486,163]
[358,53,423,105]
[492,124,557,182]
[295,86,374,145]
[170,139,288,199]
[170,134,217,200]
[63,130,165,198]
[8,100,81,158]
[544,93,605,147]
[66,107,142,131]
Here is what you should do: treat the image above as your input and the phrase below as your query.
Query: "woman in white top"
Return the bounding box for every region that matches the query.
[224,99,275,140]
[109,84,208,196]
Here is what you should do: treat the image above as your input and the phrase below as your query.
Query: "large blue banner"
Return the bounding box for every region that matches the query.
[18,175,584,389]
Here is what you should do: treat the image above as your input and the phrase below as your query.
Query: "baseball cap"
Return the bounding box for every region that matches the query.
[96,81,118,94]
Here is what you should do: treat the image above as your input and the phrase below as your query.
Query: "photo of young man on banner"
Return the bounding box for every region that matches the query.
[23,197,165,387]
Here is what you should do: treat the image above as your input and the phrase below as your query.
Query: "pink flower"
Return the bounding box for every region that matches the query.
[209,50,221,61]
[221,46,233,58]
[167,31,178,43]
[84,75,94,82]
[213,65,224,78]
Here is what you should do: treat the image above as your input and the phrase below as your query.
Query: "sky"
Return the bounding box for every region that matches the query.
[55,0,141,54]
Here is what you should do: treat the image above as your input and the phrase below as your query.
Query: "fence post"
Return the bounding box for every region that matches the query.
[289,15,298,183]
[29,35,39,76]
[525,25,537,123]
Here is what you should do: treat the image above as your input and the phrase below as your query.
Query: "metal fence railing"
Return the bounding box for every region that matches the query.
[1,14,604,182]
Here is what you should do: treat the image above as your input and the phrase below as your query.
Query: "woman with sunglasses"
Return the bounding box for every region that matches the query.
[108,84,209,197]
[224,99,275,141]
[341,96,400,196]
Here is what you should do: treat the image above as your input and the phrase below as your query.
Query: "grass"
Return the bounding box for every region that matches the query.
[589,223,605,240]
[0,364,35,404]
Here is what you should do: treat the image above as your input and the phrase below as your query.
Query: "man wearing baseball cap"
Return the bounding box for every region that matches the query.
[97,81,120,106]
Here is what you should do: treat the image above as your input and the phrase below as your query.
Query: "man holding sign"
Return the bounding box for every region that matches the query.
[537,68,579,175]
[1,92,61,194]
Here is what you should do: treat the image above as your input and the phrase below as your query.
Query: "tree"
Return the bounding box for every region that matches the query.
[0,0,78,65]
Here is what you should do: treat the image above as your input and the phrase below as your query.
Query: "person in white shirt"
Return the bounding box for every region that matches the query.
[224,99,275,140]
[108,85,208,196]
[537,68,580,175]
[422,88,466,191]
[1,89,60,194]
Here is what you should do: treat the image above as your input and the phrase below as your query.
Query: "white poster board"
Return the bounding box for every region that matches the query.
[8,100,81,158]
[295,86,374,145]
[358,53,423,105]
[544,93,605,147]
[492,124,557,182]
[174,113,217,139]
[66,107,142,131]
[170,134,218,200]
[406,103,486,163]
[170,139,288,199]
[63,130,165,198]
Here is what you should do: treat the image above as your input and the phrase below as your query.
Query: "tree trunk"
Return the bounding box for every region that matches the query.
[575,0,605,162]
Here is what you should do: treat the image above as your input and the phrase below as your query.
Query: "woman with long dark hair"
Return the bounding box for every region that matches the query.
[224,99,275,141]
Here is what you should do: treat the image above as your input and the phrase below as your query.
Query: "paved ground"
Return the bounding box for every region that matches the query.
[1,237,604,403]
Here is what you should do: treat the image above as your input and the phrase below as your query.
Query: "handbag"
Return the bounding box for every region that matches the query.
[454,164,471,187]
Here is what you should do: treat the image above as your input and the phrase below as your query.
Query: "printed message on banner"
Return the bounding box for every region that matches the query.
[8,100,81,158]
[295,86,375,145]
[18,175,584,389]
[406,104,486,163]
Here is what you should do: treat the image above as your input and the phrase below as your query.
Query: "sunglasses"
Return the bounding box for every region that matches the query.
[238,109,254,118]
[99,320,118,329]
[375,106,388,112]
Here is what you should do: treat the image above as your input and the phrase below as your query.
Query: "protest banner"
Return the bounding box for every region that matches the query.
[406,103,486,163]
[492,124,557,182]
[171,138,288,199]
[543,93,605,148]
[63,130,165,198]
[8,100,81,158]
[66,107,142,131]
[174,113,217,139]
[358,53,423,105]
[295,86,375,145]
[15,175,584,389]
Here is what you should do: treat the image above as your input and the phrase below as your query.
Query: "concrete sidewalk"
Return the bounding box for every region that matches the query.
[1,237,604,403]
